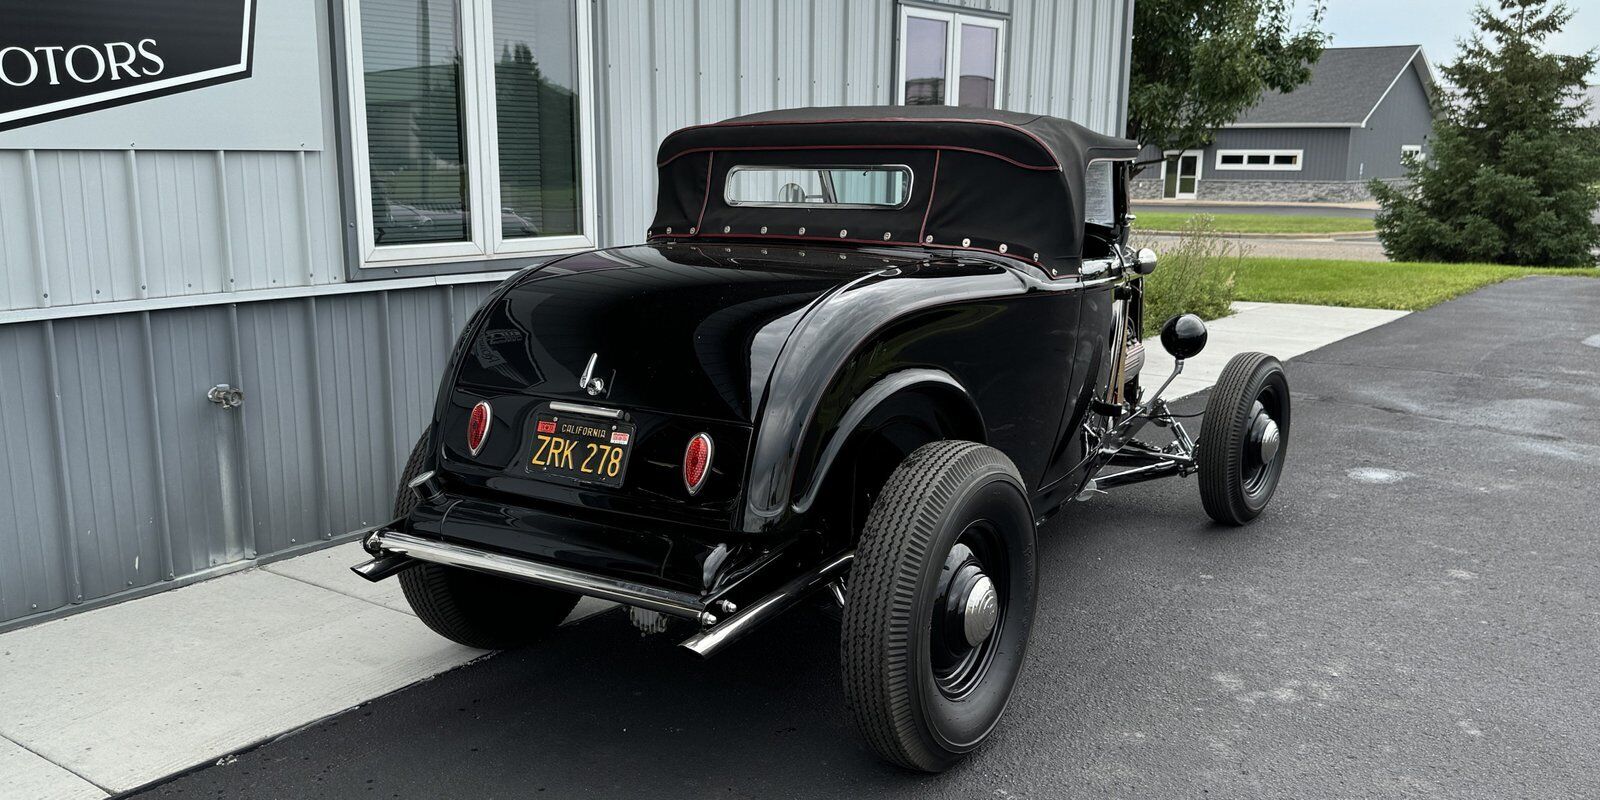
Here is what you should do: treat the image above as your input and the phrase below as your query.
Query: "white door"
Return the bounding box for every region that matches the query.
[1162,150,1202,199]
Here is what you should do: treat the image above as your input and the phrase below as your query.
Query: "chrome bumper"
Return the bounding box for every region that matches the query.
[362,530,717,624]
[353,529,853,657]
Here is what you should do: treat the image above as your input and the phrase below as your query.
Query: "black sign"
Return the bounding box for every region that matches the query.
[0,0,256,131]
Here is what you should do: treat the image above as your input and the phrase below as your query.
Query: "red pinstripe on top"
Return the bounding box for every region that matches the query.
[918,150,942,244]
[693,152,715,233]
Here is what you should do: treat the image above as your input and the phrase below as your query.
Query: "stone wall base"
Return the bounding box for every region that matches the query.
[1131,178,1388,204]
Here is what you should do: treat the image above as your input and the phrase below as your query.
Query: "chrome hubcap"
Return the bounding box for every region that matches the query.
[933,536,1006,699]
[1252,413,1281,464]
[961,574,999,647]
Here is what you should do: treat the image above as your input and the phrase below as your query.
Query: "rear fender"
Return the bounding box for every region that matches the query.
[790,369,985,516]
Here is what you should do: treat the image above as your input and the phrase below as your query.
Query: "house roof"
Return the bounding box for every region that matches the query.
[1227,45,1435,128]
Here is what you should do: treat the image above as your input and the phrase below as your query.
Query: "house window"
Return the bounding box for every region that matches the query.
[1215,149,1303,172]
[897,7,1006,109]
[1401,144,1424,163]
[343,0,595,267]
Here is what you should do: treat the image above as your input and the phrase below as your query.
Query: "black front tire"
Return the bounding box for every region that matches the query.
[392,435,579,649]
[1198,353,1291,525]
[841,441,1037,772]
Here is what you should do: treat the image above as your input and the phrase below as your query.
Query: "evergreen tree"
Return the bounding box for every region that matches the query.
[1372,0,1599,266]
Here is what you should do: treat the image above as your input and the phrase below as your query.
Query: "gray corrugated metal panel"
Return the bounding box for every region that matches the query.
[774,1,814,107]
[0,284,495,626]
[696,0,741,122]
[311,293,397,537]
[1002,0,1132,136]
[235,299,326,558]
[223,151,343,292]
[735,0,777,115]
[147,308,248,574]
[0,152,44,310]
[33,151,143,307]
[1206,128,1353,182]
[594,0,659,246]
[0,323,71,622]
[2,147,344,315]
[384,288,457,453]
[809,0,846,105]
[136,151,231,298]
[844,0,893,105]
[48,314,167,601]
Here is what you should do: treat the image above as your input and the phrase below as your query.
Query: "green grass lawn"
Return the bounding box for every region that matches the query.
[1230,257,1598,310]
[1134,211,1375,235]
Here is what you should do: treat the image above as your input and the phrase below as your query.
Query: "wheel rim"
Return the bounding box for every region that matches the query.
[929,523,1007,700]
[1241,384,1286,496]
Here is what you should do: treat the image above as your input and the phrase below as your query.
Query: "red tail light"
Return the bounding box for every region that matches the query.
[466,401,492,455]
[683,433,713,495]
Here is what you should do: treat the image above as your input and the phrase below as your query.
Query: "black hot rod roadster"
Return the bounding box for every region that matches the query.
[352,107,1291,771]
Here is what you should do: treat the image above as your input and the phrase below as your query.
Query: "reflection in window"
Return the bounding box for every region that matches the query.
[903,16,948,105]
[958,23,998,108]
[361,0,469,245]
[725,166,912,208]
[493,0,582,239]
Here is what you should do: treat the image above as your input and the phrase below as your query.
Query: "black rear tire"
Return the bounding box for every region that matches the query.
[392,435,579,649]
[1198,353,1291,525]
[841,441,1037,772]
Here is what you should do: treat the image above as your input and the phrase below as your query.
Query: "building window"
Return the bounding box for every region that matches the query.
[1401,144,1424,163]
[343,0,595,267]
[897,7,1006,109]
[1215,149,1303,172]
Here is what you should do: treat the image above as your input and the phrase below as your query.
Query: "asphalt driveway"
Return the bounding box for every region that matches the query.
[1132,202,1376,219]
[135,277,1600,799]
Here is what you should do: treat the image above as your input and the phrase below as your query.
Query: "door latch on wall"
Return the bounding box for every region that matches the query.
[207,383,245,409]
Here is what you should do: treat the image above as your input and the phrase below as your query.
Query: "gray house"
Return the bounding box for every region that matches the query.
[1134,45,1438,202]
[0,0,1135,629]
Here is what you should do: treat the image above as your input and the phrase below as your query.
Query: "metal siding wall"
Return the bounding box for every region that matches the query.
[0,324,70,621]
[1002,0,1126,134]
[0,149,346,313]
[0,285,492,626]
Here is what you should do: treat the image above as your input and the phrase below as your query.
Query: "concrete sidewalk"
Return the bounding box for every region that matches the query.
[0,300,1406,799]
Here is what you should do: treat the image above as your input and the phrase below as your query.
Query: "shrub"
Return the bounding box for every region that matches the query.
[1136,214,1240,338]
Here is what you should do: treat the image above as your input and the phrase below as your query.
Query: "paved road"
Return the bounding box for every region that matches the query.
[1133,202,1376,219]
[1134,232,1389,262]
[137,278,1600,799]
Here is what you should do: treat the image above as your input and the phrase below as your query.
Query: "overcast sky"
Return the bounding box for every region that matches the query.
[1314,0,1598,67]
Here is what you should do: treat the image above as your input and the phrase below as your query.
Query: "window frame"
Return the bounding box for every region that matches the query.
[340,0,598,269]
[895,5,1007,109]
[1214,149,1304,172]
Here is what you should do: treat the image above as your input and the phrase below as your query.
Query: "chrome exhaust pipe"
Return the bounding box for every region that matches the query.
[679,552,854,658]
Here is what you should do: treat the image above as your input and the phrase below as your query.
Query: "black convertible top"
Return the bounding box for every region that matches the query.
[649,106,1140,273]
[659,105,1140,172]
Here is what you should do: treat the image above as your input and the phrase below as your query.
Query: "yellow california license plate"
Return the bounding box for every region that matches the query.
[528,414,634,487]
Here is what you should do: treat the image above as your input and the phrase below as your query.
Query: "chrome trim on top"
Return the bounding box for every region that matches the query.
[548,401,623,419]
